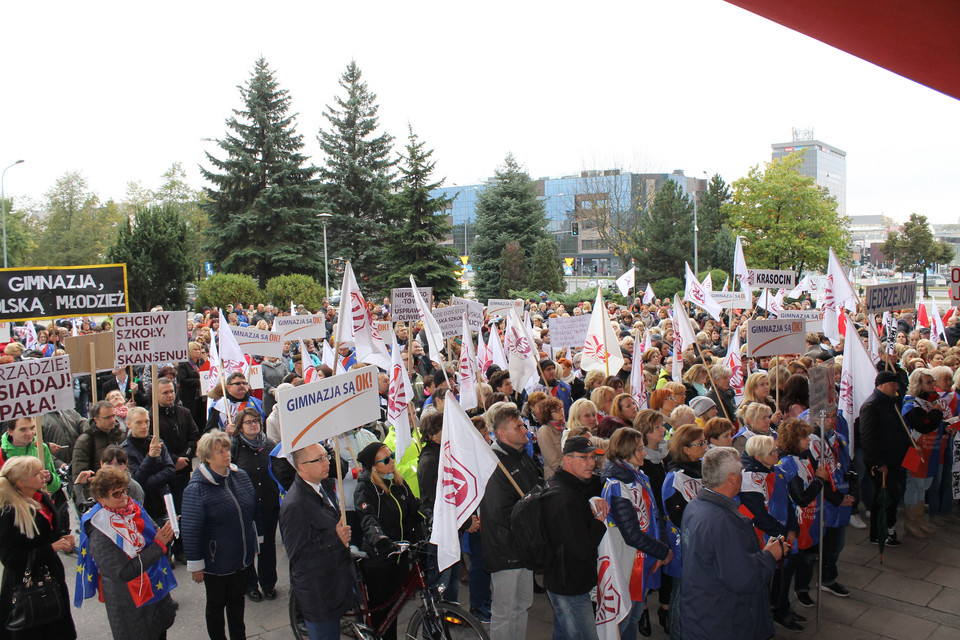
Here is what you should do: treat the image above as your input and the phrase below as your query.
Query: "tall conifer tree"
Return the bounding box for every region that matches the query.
[201,58,321,283]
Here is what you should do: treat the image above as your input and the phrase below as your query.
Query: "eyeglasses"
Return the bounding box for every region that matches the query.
[241,419,261,426]
[569,454,596,460]
[302,455,329,465]
[108,488,129,500]
[376,453,395,465]
[685,440,708,448]
[230,381,249,387]
[96,413,117,420]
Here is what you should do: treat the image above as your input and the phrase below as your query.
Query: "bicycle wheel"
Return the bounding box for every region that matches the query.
[288,590,308,640]
[405,602,490,640]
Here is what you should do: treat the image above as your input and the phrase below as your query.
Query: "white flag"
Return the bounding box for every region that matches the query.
[487,324,508,370]
[701,272,713,292]
[672,294,698,382]
[722,277,729,292]
[867,316,882,365]
[839,312,877,455]
[828,247,856,311]
[684,262,723,321]
[596,531,631,640]
[504,309,538,390]
[410,275,445,361]
[629,347,648,410]
[430,393,499,571]
[476,329,493,382]
[388,338,414,458]
[931,293,949,346]
[758,288,785,317]
[642,329,653,355]
[336,262,391,370]
[642,283,655,305]
[582,289,625,375]
[788,274,811,299]
[217,309,249,379]
[723,329,744,405]
[23,321,37,349]
[290,301,296,316]
[321,339,335,370]
[299,339,319,384]
[822,275,842,346]
[71,318,79,337]
[615,267,635,297]
[733,235,752,298]
[459,314,478,411]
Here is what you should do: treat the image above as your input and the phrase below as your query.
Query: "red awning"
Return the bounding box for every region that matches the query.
[723,1,960,100]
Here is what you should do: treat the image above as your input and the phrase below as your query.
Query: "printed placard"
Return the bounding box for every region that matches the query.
[433,306,471,339]
[863,281,917,314]
[451,296,484,331]
[248,364,263,390]
[390,287,433,322]
[746,318,806,357]
[375,321,395,345]
[0,355,73,421]
[114,311,189,366]
[710,291,751,310]
[777,309,824,332]
[486,298,523,317]
[231,326,284,358]
[950,266,960,307]
[808,361,838,420]
[278,365,381,452]
[272,314,327,341]
[0,264,129,322]
[548,315,592,349]
[746,269,796,289]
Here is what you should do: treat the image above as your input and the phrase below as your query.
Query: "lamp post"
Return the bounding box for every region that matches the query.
[317,212,332,300]
[2,160,25,269]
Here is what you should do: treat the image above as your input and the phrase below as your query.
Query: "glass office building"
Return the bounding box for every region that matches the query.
[771,136,847,216]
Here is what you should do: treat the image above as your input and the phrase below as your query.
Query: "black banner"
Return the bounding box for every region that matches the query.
[0,264,129,322]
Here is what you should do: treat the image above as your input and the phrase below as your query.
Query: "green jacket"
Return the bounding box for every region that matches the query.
[0,431,61,493]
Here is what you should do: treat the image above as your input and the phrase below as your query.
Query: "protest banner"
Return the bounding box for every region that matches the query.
[375,321,394,345]
[271,314,327,341]
[390,287,433,322]
[809,360,838,421]
[277,364,380,451]
[778,309,825,332]
[746,269,796,289]
[432,306,471,339]
[746,318,806,357]
[0,264,128,322]
[231,326,283,358]
[486,298,523,317]
[863,281,917,314]
[951,266,960,307]
[451,296,484,331]
[548,315,592,349]
[0,355,73,421]
[113,311,189,367]
[711,291,751,309]
[248,363,263,390]
[63,332,116,373]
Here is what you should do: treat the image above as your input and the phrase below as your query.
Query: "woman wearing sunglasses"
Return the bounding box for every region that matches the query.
[355,442,424,640]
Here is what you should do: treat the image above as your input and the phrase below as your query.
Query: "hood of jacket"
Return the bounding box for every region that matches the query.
[600,458,640,484]
[193,462,239,485]
[741,450,772,473]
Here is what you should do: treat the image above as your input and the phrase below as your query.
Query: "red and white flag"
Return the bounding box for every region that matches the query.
[867,316,882,365]
[299,339,319,384]
[487,323,508,370]
[410,275,445,361]
[723,328,744,406]
[505,309,538,390]
[839,312,877,454]
[629,346,648,410]
[336,262,391,371]
[476,329,493,381]
[430,392,498,571]
[582,289,625,374]
[733,236,752,297]
[217,309,249,379]
[822,275,844,346]
[23,321,38,349]
[701,272,713,292]
[930,294,948,345]
[827,247,857,312]
[672,294,697,382]
[684,262,723,321]
[788,274,811,299]
[642,283,655,305]
[722,277,730,292]
[615,266,635,297]
[917,296,931,329]
[596,531,630,640]
[388,338,415,457]
[459,314,478,411]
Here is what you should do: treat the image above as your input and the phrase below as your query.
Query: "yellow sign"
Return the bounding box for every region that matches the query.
[564,258,574,266]
[460,255,469,265]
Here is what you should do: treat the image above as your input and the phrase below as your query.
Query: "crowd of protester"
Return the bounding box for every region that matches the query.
[1,290,959,640]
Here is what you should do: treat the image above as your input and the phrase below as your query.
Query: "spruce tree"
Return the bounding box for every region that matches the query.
[697,174,735,271]
[317,61,396,290]
[383,126,458,298]
[201,58,321,284]
[526,237,565,294]
[472,154,549,301]
[632,180,694,283]
[499,241,527,297]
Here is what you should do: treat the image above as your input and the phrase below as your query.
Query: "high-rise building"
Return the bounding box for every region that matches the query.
[771,128,846,216]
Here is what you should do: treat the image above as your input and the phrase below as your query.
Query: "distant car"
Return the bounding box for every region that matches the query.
[328,289,341,305]
[929,274,947,287]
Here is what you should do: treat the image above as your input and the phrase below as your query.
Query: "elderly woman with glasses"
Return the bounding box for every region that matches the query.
[230,407,280,603]
[182,430,260,640]
[355,442,424,640]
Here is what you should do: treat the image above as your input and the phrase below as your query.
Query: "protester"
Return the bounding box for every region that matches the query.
[900,368,943,538]
[732,402,775,455]
[206,372,264,435]
[597,393,639,438]
[79,466,177,640]
[177,341,207,429]
[40,408,89,465]
[99,445,145,504]
[121,407,176,522]
[182,430,260,640]
[535,395,567,480]
[155,376,200,563]
[679,447,783,640]
[3,416,71,534]
[0,456,77,639]
[72,400,127,503]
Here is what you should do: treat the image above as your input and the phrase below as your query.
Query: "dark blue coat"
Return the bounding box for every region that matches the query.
[182,463,260,575]
[680,488,777,640]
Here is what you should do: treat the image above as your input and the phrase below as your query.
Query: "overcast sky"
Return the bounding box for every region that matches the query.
[2,1,958,223]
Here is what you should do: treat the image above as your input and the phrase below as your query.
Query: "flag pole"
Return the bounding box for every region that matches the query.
[685,300,732,423]
[333,436,347,524]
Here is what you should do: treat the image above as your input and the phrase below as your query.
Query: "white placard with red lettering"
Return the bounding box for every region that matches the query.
[746,319,806,357]
[272,314,327,341]
[231,326,284,358]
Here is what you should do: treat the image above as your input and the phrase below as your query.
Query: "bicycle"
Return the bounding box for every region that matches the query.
[289,540,489,640]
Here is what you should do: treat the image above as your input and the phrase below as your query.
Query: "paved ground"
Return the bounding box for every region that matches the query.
[52,510,960,638]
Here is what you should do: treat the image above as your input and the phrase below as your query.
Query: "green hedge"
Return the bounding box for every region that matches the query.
[194,273,260,310]
[263,274,326,312]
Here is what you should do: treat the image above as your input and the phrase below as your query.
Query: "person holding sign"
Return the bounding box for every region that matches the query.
[3,417,70,535]
[206,372,264,436]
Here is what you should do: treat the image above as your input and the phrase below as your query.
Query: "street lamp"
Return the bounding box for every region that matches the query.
[2,160,25,269]
[317,212,333,300]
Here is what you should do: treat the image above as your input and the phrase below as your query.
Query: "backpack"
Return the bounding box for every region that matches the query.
[509,483,558,572]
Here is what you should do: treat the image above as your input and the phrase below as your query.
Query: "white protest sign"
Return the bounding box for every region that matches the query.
[778,309,824,332]
[0,355,73,421]
[200,369,213,395]
[114,311,189,366]
[432,306,470,339]
[375,321,395,345]
[710,291,751,310]
[486,298,523,317]
[950,266,960,307]
[746,318,806,357]
[231,326,284,358]
[808,361,838,420]
[391,287,433,322]
[451,296,484,331]
[248,364,263,390]
[863,281,917,314]
[278,364,381,452]
[747,269,796,289]
[548,315,592,349]
[272,314,327,341]
[0,323,9,342]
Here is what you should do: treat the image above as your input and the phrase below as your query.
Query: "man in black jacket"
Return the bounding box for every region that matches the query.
[860,370,912,546]
[479,404,539,640]
[542,437,609,639]
[279,443,358,640]
[155,377,200,563]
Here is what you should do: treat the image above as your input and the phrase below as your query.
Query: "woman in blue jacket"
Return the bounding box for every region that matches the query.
[182,430,260,640]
